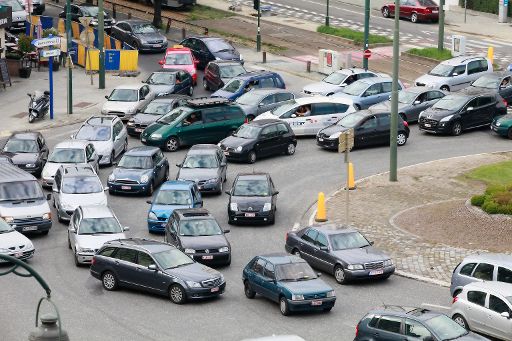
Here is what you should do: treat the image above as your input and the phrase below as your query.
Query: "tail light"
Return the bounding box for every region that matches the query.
[355,323,359,337]
[452,295,458,304]
[91,256,97,266]
[285,232,289,241]
[244,117,249,124]
[403,120,409,127]
[503,98,508,107]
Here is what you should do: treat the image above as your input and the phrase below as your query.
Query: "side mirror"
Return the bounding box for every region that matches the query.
[140,96,146,100]
[370,241,375,245]
[112,161,118,166]
[319,246,328,252]
[123,226,130,231]
[46,193,52,200]
[273,191,279,195]
[413,100,421,105]
[258,102,265,107]
[290,113,297,118]
[223,229,230,233]
[182,121,190,126]
[501,311,510,319]
[220,161,227,167]
[141,80,147,84]
[114,135,121,141]
[105,95,109,99]
[146,200,152,204]
[225,191,231,195]
[148,264,158,271]
[317,272,322,277]
[265,277,275,282]
[176,163,182,167]
[466,107,474,112]
[158,60,164,65]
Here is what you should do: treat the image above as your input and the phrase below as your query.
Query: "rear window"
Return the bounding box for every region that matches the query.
[376,316,402,334]
[467,291,486,306]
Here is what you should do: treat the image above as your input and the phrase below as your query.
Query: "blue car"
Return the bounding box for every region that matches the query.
[332,78,404,110]
[108,146,169,196]
[211,71,285,101]
[147,181,203,233]
[242,254,336,316]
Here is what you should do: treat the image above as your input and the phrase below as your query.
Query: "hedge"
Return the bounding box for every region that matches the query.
[459,0,512,16]
[471,184,512,215]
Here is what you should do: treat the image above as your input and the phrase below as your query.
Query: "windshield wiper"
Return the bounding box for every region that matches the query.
[216,49,234,53]
[168,262,193,269]
[279,278,297,282]
[360,244,371,248]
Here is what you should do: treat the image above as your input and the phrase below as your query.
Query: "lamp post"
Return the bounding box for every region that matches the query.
[325,0,330,26]
[438,0,445,50]
[363,0,370,70]
[98,0,105,89]
[65,0,72,114]
[389,0,400,182]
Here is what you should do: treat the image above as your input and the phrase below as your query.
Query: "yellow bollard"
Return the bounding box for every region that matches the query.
[315,192,327,222]
[487,46,494,65]
[347,162,356,190]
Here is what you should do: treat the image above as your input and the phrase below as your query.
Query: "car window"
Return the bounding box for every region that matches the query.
[137,252,154,267]
[368,315,380,328]
[378,114,391,127]
[182,112,202,125]
[259,77,276,88]
[114,248,137,263]
[261,124,278,138]
[467,290,487,306]
[99,247,117,258]
[315,232,328,248]
[264,262,275,279]
[473,263,494,280]
[276,93,293,102]
[86,144,94,160]
[376,316,402,334]
[334,103,350,113]
[453,64,466,76]
[301,229,318,244]
[467,61,481,75]
[364,84,381,97]
[276,123,289,135]
[361,116,378,129]
[381,82,392,93]
[252,258,266,275]
[261,95,275,106]
[405,319,431,339]
[311,103,335,116]
[465,98,479,110]
[498,267,512,284]
[489,295,510,314]
[223,107,244,120]
[427,91,444,101]
[459,262,477,276]
[477,96,493,107]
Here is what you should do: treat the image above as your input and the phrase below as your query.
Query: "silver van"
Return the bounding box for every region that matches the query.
[0,162,52,235]
[0,0,27,32]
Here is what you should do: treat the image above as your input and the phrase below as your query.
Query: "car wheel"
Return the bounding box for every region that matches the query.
[382,6,390,18]
[188,86,194,96]
[453,314,469,330]
[440,85,450,92]
[203,78,210,91]
[451,121,462,136]
[164,168,169,181]
[269,211,276,225]
[244,281,256,299]
[74,253,80,267]
[109,151,115,166]
[397,132,407,146]
[102,271,118,291]
[291,248,301,258]
[411,12,418,23]
[146,182,154,196]
[507,128,512,140]
[247,150,257,164]
[169,284,186,304]
[246,114,255,122]
[334,265,347,284]
[399,113,407,123]
[285,143,296,155]
[165,137,179,152]
[132,41,140,50]
[279,296,290,316]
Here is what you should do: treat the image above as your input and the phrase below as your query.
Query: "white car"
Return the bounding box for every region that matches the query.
[254,97,357,136]
[303,68,380,96]
[0,217,35,262]
[101,84,155,121]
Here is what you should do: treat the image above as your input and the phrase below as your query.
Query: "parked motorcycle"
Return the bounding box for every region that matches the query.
[28,91,50,123]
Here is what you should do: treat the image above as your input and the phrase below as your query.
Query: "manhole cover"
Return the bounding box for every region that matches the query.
[12,112,28,118]
[74,102,94,108]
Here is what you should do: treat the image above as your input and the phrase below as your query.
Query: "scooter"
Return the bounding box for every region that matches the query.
[28,91,50,123]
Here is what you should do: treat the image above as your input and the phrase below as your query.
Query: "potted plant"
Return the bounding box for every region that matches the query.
[17,34,35,78]
[5,51,22,77]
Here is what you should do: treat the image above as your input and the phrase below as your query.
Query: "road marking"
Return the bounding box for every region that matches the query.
[421,303,450,311]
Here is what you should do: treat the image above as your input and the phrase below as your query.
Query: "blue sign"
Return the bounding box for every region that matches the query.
[104,50,120,71]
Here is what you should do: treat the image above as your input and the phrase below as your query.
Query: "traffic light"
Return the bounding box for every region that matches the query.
[253,0,259,11]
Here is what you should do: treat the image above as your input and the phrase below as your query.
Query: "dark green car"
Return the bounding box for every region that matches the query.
[491,108,512,139]
[141,98,246,152]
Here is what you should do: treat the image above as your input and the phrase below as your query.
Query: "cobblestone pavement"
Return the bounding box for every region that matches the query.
[318,152,512,286]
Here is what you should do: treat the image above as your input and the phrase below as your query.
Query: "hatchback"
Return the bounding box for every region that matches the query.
[203,60,247,91]
[236,89,296,121]
[211,71,286,101]
[0,217,35,262]
[303,68,379,96]
[180,36,243,69]
[110,19,167,52]
[468,72,512,103]
[158,45,198,84]
[382,0,439,23]
[58,3,115,30]
[1,131,48,177]
[491,107,512,139]
[333,78,404,109]
[142,70,193,97]
[101,84,155,121]
[90,238,226,304]
[243,254,336,316]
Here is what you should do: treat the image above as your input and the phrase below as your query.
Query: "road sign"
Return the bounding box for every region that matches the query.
[41,49,61,58]
[363,49,372,59]
[32,37,61,48]
[338,129,354,153]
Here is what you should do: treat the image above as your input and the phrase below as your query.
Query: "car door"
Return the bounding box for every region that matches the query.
[201,107,228,143]
[298,228,319,267]
[177,111,206,145]
[68,209,80,252]
[152,151,165,184]
[373,315,404,341]
[466,290,489,332]
[112,247,139,288]
[487,294,512,339]
[475,95,495,126]
[307,103,337,135]
[260,261,279,302]
[112,121,123,157]
[211,64,222,90]
[416,90,445,121]
[52,168,62,208]
[280,105,308,136]
[165,215,180,246]
[375,113,392,145]
[217,150,227,181]
[86,144,99,171]
[196,40,211,69]
[400,0,412,18]
[192,184,203,207]
[250,258,268,296]
[312,231,333,272]
[276,123,292,152]
[257,124,279,157]
[135,251,164,294]
[404,318,433,341]
[361,83,383,108]
[257,94,277,116]
[461,98,480,129]
[355,115,379,147]
[181,72,193,94]
[450,64,469,91]
[38,136,49,163]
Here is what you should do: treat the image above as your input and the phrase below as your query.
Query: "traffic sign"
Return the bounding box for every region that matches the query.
[338,129,354,153]
[363,49,372,59]
[32,37,61,48]
[41,49,61,58]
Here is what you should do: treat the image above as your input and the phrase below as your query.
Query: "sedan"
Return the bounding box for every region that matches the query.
[0,217,35,262]
[1,131,48,177]
[143,70,193,97]
[203,60,247,92]
[235,89,295,121]
[303,68,379,96]
[110,19,168,52]
[180,36,243,69]
[382,0,439,23]
[491,107,512,139]
[101,84,155,121]
[468,72,512,104]
[333,78,404,110]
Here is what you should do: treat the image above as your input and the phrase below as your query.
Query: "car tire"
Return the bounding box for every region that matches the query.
[228,216,234,225]
[169,284,186,304]
[132,41,140,51]
[244,281,256,299]
[291,248,301,258]
[269,211,276,225]
[453,314,469,330]
[411,12,418,23]
[74,253,80,267]
[123,139,128,153]
[397,132,407,146]
[203,78,210,91]
[164,168,169,182]
[109,151,115,166]
[102,271,118,291]
[451,121,462,136]
[382,6,390,18]
[218,181,223,195]
[507,128,512,140]
[334,264,348,284]
[247,151,257,164]
[146,182,154,196]
[440,85,450,92]
[279,296,290,316]
[165,136,179,152]
[285,143,296,155]
[188,86,194,96]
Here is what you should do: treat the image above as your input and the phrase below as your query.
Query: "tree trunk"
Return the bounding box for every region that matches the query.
[153,0,163,29]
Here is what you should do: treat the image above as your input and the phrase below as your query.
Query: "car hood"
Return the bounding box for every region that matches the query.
[60,192,107,210]
[1,152,39,165]
[254,111,279,121]
[370,100,409,112]
[211,89,237,100]
[136,32,166,42]
[303,82,340,95]
[162,261,221,282]
[415,73,446,86]
[88,140,113,155]
[318,124,348,136]
[102,100,138,112]
[280,278,332,295]
[494,113,512,124]
[133,114,162,125]
[331,246,390,264]
[231,195,271,211]
[0,199,50,219]
[421,107,457,120]
[179,235,229,250]
[148,84,175,95]
[237,103,257,116]
[75,233,126,250]
[0,230,33,249]
[178,168,219,182]
[142,122,176,137]
[450,332,492,341]
[112,168,152,182]
[220,135,254,149]
[151,203,193,220]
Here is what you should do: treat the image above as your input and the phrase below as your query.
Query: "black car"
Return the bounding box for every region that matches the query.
[110,19,168,52]
[285,224,395,284]
[180,36,243,69]
[219,119,297,164]
[226,172,278,225]
[467,71,512,104]
[90,238,226,304]
[142,70,193,97]
[418,92,507,136]
[317,110,410,150]
[164,208,231,266]
[203,60,247,91]
[1,132,48,177]
[59,4,114,31]
[107,146,169,196]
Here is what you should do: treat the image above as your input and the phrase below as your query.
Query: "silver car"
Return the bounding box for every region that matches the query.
[415,56,493,92]
[303,68,379,96]
[68,205,128,266]
[451,253,512,297]
[101,84,155,121]
[451,281,512,340]
[235,89,295,121]
[53,165,107,222]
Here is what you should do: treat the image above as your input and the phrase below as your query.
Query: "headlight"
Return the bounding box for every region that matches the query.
[184,248,195,254]
[2,216,14,223]
[108,174,115,182]
[25,163,36,168]
[495,121,501,126]
[127,120,135,126]
[230,203,238,211]
[235,145,243,152]
[140,175,149,183]
[42,213,51,220]
[185,280,201,288]
[206,178,219,183]
[326,290,336,298]
[24,242,34,250]
[440,115,453,122]
[239,54,243,61]
[262,203,272,212]
[148,212,157,220]
[347,264,364,270]
[152,133,162,139]
[77,247,94,253]
[219,246,229,253]
[384,259,393,267]
[291,294,304,301]
[328,131,342,139]
[219,274,225,282]
[111,19,116,24]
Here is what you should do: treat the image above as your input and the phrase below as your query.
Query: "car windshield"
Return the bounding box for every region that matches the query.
[323,72,347,85]
[0,218,13,233]
[75,126,111,141]
[206,39,234,53]
[424,315,468,340]
[233,179,270,196]
[132,23,157,34]
[142,102,173,115]
[329,232,370,250]
[222,79,243,93]
[3,139,38,153]
[432,95,468,110]
[147,72,175,85]
[219,64,246,78]
[343,81,369,96]
[153,248,194,269]
[472,75,500,89]
[429,64,455,77]
[337,113,365,127]
[165,53,192,66]
[233,124,261,139]
[154,190,192,205]
[179,219,222,236]
[78,217,122,234]
[118,155,152,169]
[418,0,437,5]
[157,108,190,125]
[182,154,219,168]
[109,89,138,102]
[399,91,418,104]
[236,91,266,105]
[1,0,23,11]
[0,180,45,202]
[48,148,85,163]
[62,176,103,194]
[276,262,318,281]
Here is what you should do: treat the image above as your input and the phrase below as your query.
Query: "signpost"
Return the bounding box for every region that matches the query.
[338,129,354,226]
[32,35,60,120]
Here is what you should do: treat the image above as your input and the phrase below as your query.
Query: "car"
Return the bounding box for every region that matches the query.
[20,0,45,15]
[255,96,357,136]
[369,87,446,123]
[176,144,227,194]
[450,253,512,297]
[317,110,410,150]
[141,97,246,152]
[147,180,202,233]
[415,56,493,92]
[211,71,286,101]
[203,60,247,91]
[164,208,231,266]
[235,89,296,121]
[354,306,489,341]
[302,68,380,96]
[1,131,48,177]
[158,45,198,85]
[52,165,107,222]
[332,77,405,109]
[418,92,507,135]
[285,224,395,284]
[219,120,296,164]
[491,107,512,139]
[381,0,440,23]
[226,172,278,225]
[180,36,243,69]
[58,3,115,31]
[110,19,167,52]
[101,84,155,121]
[90,238,226,304]
[142,70,194,97]
[467,71,512,103]
[126,95,190,136]
[0,217,35,262]
[451,281,512,340]
[242,254,336,316]
[42,140,99,188]
[1,0,26,32]
[72,116,128,167]
[68,205,128,266]
[107,146,169,196]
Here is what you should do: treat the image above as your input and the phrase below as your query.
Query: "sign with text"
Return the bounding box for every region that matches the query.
[0,5,12,29]
[41,49,61,58]
[32,37,61,48]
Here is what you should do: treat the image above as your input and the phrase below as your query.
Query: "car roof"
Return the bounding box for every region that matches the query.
[460,87,497,96]
[404,86,437,94]
[248,119,283,127]
[368,307,442,320]
[294,96,354,105]
[236,172,270,180]
[160,180,195,190]
[307,224,358,235]
[124,146,159,156]
[80,205,116,219]
[463,252,512,266]
[464,281,512,294]
[55,140,89,149]
[235,71,278,79]
[106,238,175,254]
[113,84,143,90]
[190,36,226,42]
[9,131,40,140]
[259,253,306,265]
[212,60,244,66]
[189,144,221,153]
[173,208,213,219]
[356,77,393,85]
[0,162,37,182]
[441,56,488,65]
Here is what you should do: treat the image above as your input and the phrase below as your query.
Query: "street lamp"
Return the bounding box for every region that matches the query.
[389,0,400,181]
[325,0,330,26]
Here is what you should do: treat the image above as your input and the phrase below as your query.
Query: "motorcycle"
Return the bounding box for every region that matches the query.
[27,91,50,123]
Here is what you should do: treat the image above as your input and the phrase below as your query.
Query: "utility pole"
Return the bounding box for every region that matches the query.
[254,0,261,52]
[98,0,105,89]
[65,0,72,114]
[325,0,330,26]
[363,0,370,70]
[390,0,399,182]
[438,0,445,50]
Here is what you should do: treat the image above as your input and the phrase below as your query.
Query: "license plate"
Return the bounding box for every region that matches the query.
[432,10,438,13]
[22,226,37,232]
[318,138,324,142]
[153,44,162,48]
[424,123,431,127]
[211,287,219,293]
[15,252,23,258]
[369,269,384,276]
[223,151,229,156]
[245,213,256,217]
[121,186,131,190]
[202,255,213,260]
[311,300,322,306]
[135,128,143,133]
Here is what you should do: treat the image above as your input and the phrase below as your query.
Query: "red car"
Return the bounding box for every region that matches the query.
[381,0,439,23]
[158,45,198,85]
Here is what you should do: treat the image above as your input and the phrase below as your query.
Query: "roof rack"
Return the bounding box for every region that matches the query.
[186,97,231,107]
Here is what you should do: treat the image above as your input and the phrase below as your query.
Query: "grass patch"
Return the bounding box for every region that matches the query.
[188,4,234,21]
[407,47,453,61]
[316,25,392,44]
[465,160,512,186]
[207,27,287,54]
